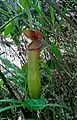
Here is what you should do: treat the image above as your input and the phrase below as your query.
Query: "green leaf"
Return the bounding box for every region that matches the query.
[0,79,3,88]
[24,97,47,110]
[19,0,27,9]
[0,12,25,30]
[16,4,22,13]
[0,99,23,104]
[30,2,51,26]
[19,0,32,28]
[0,57,22,74]
[43,103,68,109]
[7,73,25,84]
[0,99,22,113]
[0,99,23,113]
[0,57,26,82]
[38,1,44,26]
[72,72,77,79]
[50,6,55,25]
[22,63,28,73]
[0,8,10,17]
[24,97,68,110]
[0,105,22,113]
[0,98,68,112]
[46,59,59,70]
[4,22,12,36]
[51,43,62,59]
[4,19,16,36]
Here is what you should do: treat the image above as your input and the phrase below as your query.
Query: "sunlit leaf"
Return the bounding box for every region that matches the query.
[50,6,55,25]
[51,43,62,59]
[4,22,12,36]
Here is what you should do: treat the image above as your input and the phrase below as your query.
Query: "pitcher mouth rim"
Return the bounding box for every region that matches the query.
[27,43,41,50]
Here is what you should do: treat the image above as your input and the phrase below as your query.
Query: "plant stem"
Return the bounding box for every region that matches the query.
[28,49,41,98]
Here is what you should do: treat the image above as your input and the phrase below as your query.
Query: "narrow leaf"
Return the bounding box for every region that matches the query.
[0,99,22,104]
[0,8,10,17]
[50,6,55,25]
[51,43,62,59]
[23,97,68,110]
[19,0,32,28]
[0,105,22,113]
[4,22,12,36]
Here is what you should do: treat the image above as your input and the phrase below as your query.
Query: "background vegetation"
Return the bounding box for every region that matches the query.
[0,0,77,119]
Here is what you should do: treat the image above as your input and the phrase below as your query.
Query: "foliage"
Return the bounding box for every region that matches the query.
[0,0,77,119]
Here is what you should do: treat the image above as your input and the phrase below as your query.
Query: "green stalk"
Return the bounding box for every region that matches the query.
[28,49,41,98]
